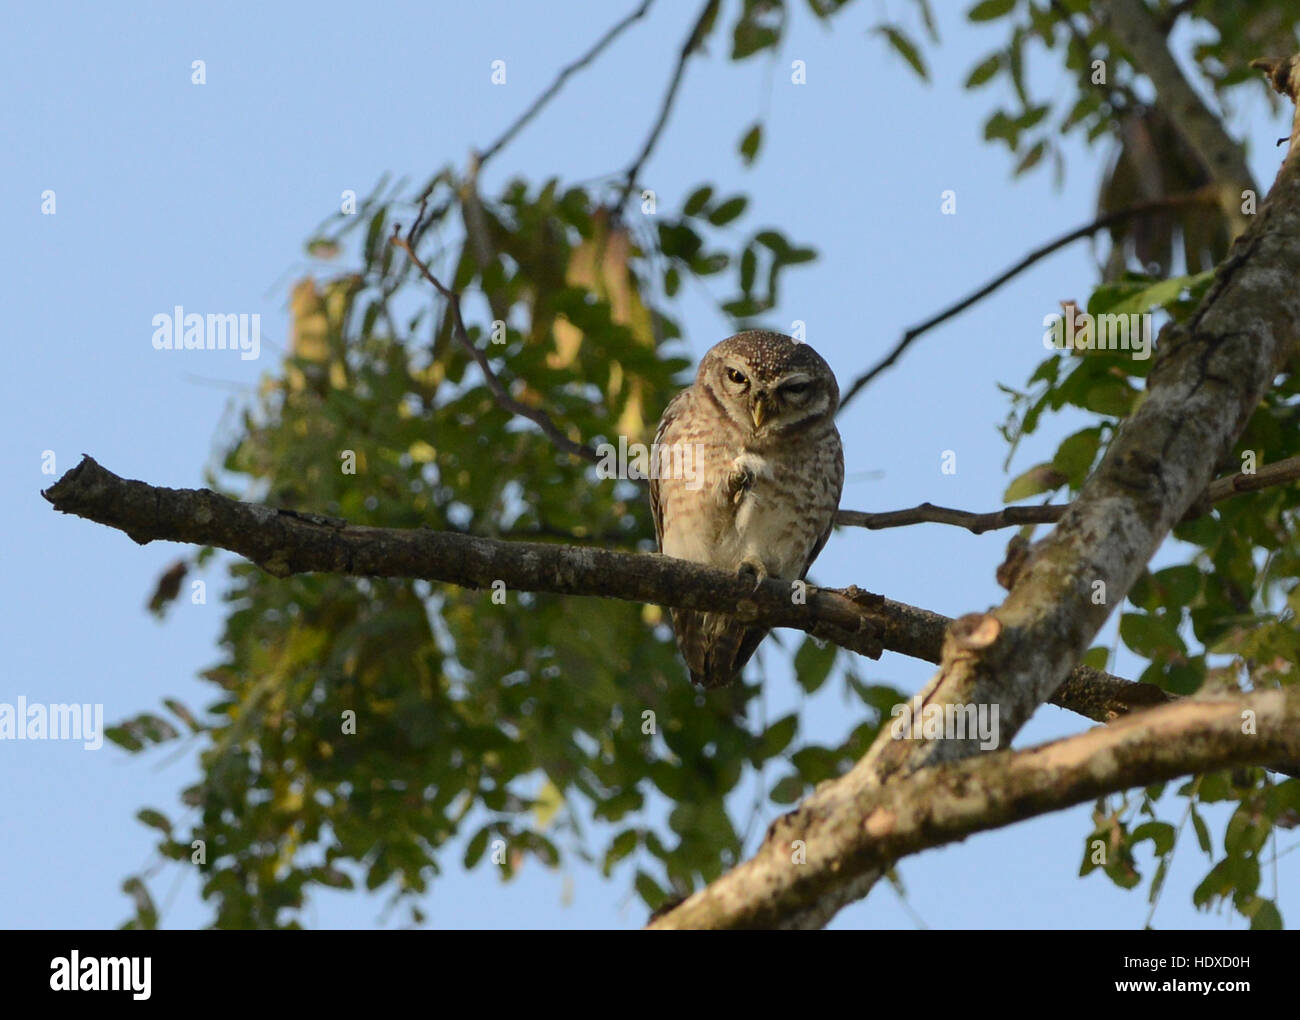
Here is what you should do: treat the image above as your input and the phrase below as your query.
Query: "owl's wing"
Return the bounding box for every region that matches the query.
[648,389,690,550]
[798,427,845,581]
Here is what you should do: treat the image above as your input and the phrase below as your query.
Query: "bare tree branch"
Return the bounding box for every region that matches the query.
[43,455,879,659]
[390,231,603,466]
[616,0,719,208]
[649,687,1300,929]
[834,451,1300,533]
[477,0,657,168]
[837,188,1216,412]
[43,455,1180,728]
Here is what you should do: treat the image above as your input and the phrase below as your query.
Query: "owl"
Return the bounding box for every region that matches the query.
[649,330,844,688]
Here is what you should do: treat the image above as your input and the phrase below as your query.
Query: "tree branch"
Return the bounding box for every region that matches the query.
[837,188,1216,412]
[43,455,1178,727]
[834,451,1300,533]
[390,231,603,466]
[616,0,719,208]
[42,455,879,659]
[649,687,1300,929]
[476,0,657,169]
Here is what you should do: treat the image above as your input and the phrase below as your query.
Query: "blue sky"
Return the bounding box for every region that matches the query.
[3,0,1294,929]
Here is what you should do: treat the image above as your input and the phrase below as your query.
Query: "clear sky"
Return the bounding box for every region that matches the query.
[3,0,1294,929]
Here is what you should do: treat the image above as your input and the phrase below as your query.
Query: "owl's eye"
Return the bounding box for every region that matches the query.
[781,381,810,397]
[726,367,748,386]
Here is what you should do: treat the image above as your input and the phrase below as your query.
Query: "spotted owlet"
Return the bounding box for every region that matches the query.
[649,330,844,688]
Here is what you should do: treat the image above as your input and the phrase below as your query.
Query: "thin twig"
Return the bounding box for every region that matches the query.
[835,452,1300,533]
[390,230,601,466]
[616,0,719,208]
[836,187,1217,413]
[477,0,657,168]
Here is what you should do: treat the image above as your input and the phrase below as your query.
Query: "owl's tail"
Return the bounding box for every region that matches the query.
[671,609,768,688]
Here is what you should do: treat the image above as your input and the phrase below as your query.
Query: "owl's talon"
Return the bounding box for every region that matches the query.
[737,559,768,591]
[727,466,754,504]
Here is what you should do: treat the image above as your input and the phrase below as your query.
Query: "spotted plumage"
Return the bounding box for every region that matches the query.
[649,330,844,687]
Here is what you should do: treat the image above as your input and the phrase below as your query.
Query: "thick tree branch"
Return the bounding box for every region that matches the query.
[649,687,1300,929]
[835,451,1300,533]
[43,456,1172,727]
[43,455,879,659]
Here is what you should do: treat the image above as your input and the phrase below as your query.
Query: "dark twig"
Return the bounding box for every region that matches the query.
[477,0,657,169]
[836,187,1217,413]
[617,0,719,208]
[836,452,1300,533]
[835,502,1062,534]
[390,231,602,466]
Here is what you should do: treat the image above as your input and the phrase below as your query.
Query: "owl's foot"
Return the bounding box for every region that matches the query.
[726,465,754,505]
[736,557,768,591]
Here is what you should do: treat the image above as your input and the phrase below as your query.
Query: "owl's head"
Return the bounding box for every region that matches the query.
[699,330,839,436]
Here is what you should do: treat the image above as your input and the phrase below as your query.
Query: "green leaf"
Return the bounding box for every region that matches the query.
[121,877,158,930]
[708,196,748,226]
[1052,428,1101,488]
[968,0,1016,22]
[760,713,799,759]
[1150,565,1202,609]
[634,870,667,909]
[602,829,639,876]
[793,636,837,693]
[1080,378,1137,417]
[1003,462,1065,502]
[740,246,757,293]
[1087,271,1214,318]
[1131,821,1176,856]
[683,185,713,217]
[136,808,171,835]
[1249,898,1283,930]
[1225,807,1270,856]
[463,825,491,868]
[721,297,764,318]
[754,230,790,257]
[770,774,805,805]
[664,265,680,297]
[964,52,1002,88]
[1119,612,1185,660]
[1013,139,1046,176]
[1189,807,1212,856]
[1163,661,1203,695]
[873,25,928,80]
[1080,646,1110,669]
[163,698,202,733]
[739,124,762,165]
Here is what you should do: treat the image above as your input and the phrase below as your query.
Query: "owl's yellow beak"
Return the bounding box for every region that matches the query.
[751,395,772,429]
